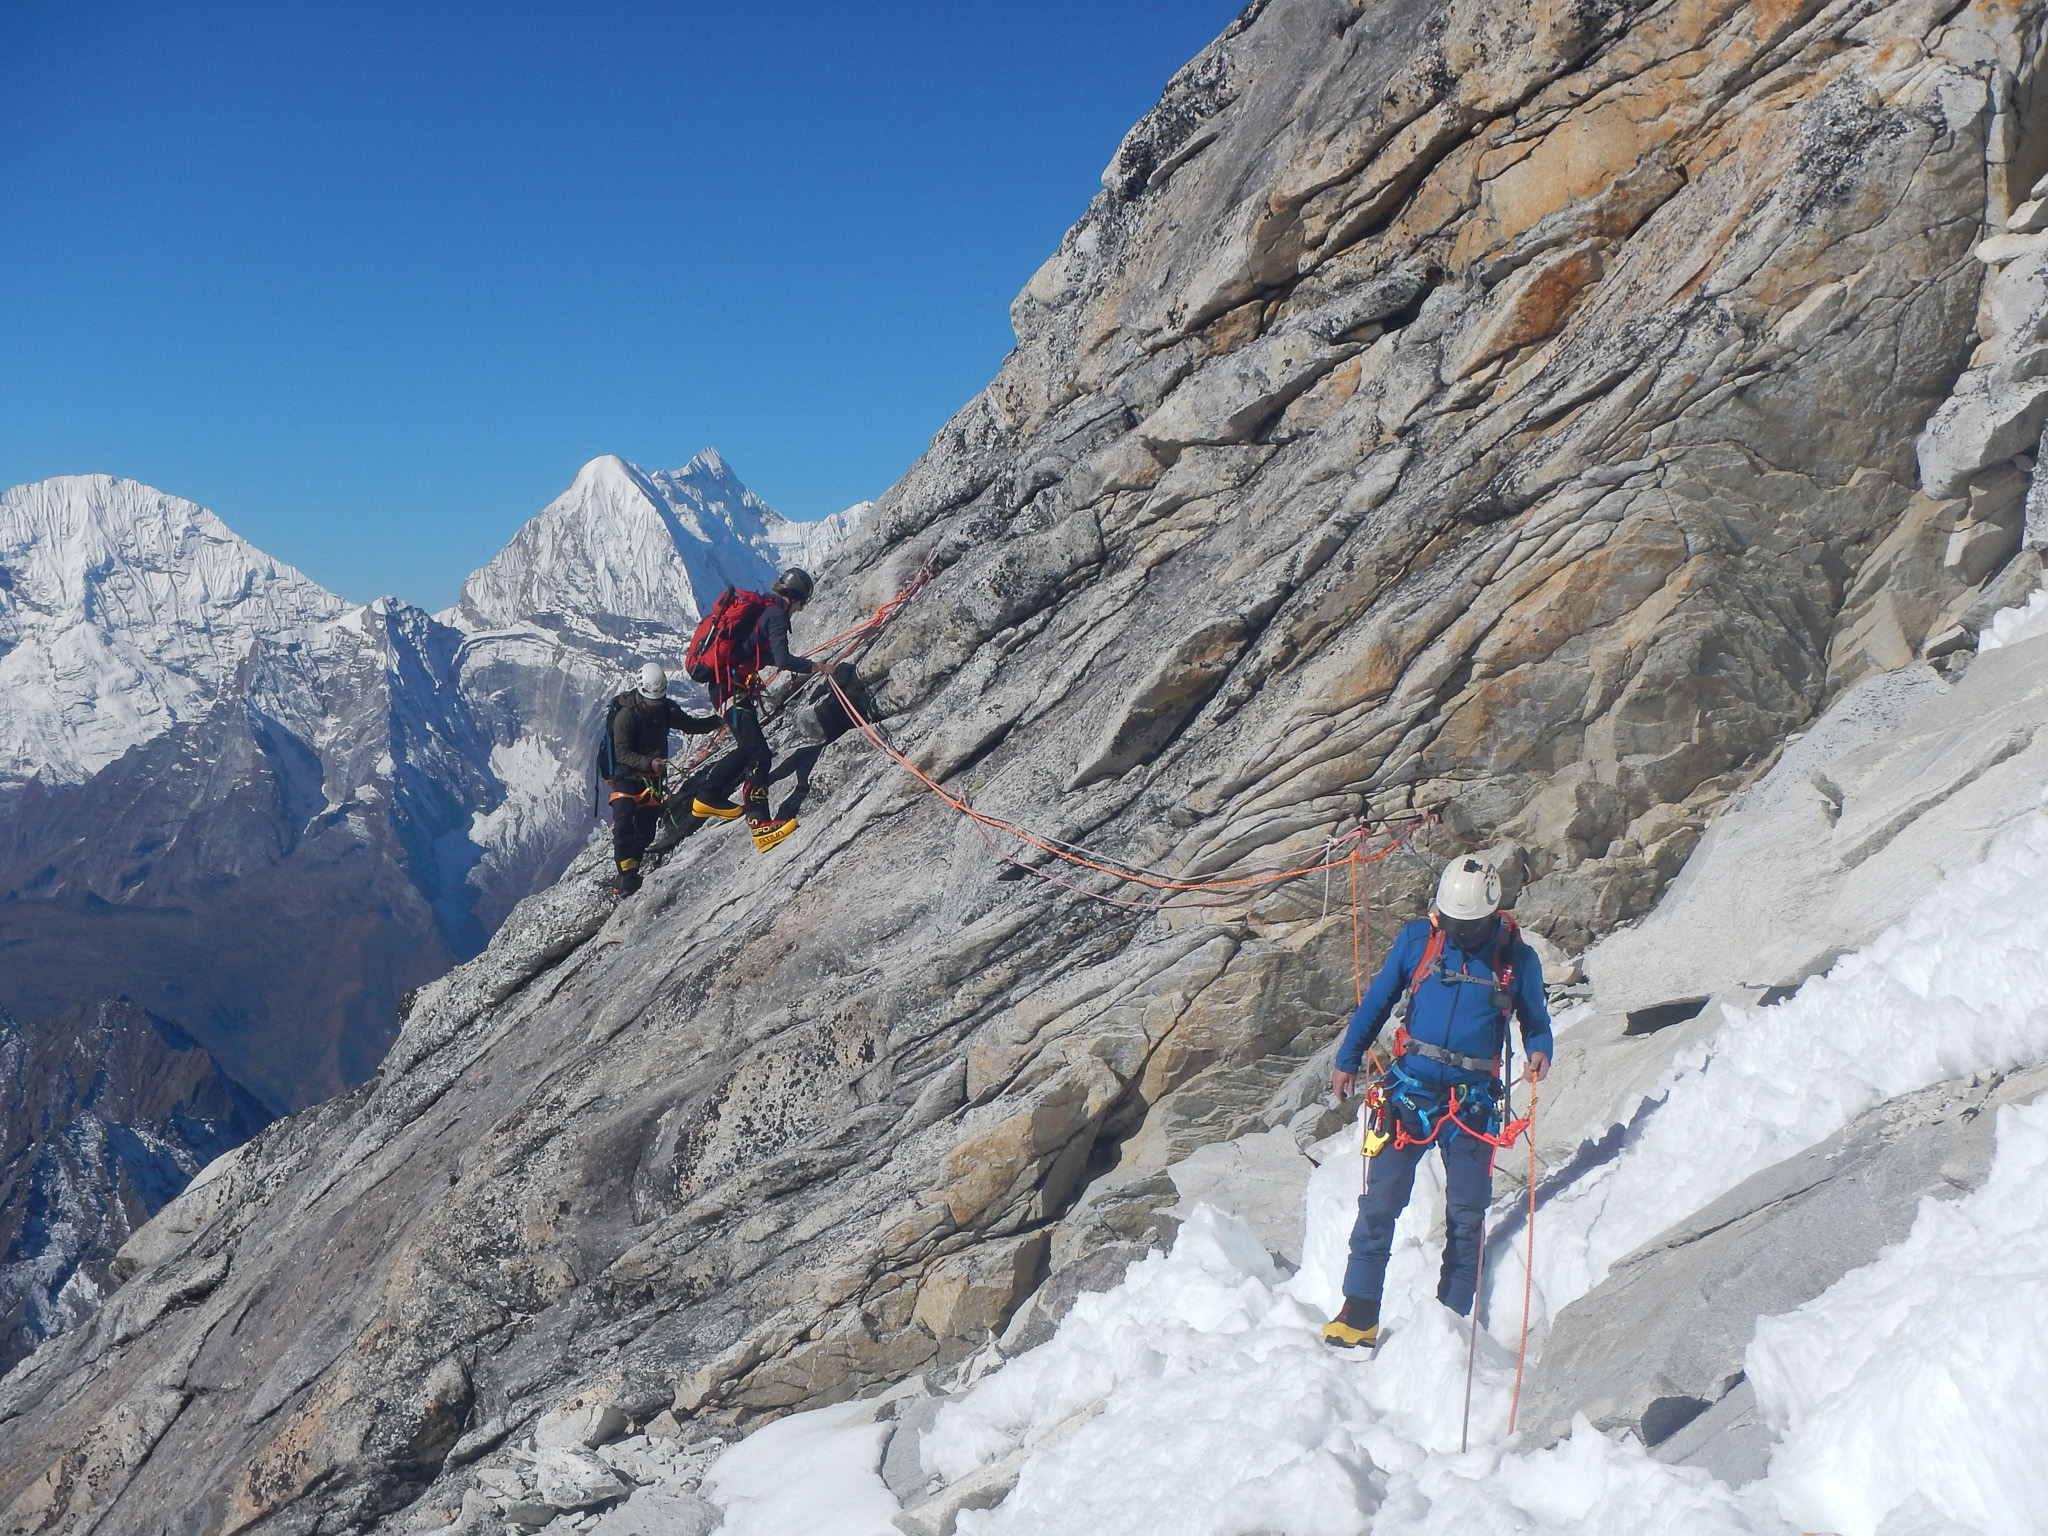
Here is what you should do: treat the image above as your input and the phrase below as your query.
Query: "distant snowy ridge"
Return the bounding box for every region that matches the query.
[0,450,866,1364]
[443,450,871,636]
[0,452,865,1094]
[0,475,348,786]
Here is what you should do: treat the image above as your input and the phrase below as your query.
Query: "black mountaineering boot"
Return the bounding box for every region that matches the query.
[611,860,642,897]
[1322,1296,1379,1349]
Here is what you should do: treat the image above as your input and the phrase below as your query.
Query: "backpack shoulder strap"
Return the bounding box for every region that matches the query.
[1491,913,1520,1012]
[1407,918,1446,998]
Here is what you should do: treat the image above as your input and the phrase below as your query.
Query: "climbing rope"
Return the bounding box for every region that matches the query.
[1509,1079,1539,1436]
[825,667,1438,909]
[735,556,1553,1445]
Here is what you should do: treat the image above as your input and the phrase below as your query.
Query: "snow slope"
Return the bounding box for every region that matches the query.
[0,475,349,786]
[444,449,870,636]
[691,633,2048,1536]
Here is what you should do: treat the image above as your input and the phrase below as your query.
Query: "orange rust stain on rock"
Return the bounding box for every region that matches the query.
[1327,356,1365,407]
[225,1379,348,1535]
[1476,520,1692,678]
[1451,242,1607,378]
[1749,0,1816,44]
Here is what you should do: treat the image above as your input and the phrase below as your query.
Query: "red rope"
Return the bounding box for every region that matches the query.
[825,669,1419,897]
[1509,1080,1538,1435]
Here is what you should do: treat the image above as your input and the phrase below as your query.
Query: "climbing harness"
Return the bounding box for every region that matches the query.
[1362,909,1536,1154]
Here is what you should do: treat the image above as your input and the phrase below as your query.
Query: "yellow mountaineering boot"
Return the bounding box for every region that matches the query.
[750,817,798,853]
[1322,1296,1379,1349]
[691,797,745,821]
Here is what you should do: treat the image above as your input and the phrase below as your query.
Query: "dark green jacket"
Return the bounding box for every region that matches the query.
[609,695,717,778]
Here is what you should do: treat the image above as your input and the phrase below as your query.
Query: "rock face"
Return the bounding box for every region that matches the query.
[0,1001,271,1377]
[3,0,2047,1531]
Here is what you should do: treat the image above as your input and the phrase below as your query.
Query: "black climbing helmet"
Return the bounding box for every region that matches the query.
[773,568,815,604]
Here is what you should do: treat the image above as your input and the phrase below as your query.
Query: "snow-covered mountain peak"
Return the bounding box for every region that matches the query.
[443,452,869,637]
[0,475,348,786]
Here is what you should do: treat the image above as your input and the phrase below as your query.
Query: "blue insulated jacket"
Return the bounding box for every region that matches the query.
[1335,916,1553,1089]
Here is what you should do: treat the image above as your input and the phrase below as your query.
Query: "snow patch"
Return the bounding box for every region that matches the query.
[1752,1096,2048,1536]
[1977,586,2048,652]
[701,1397,899,1536]
[1522,808,2048,1330]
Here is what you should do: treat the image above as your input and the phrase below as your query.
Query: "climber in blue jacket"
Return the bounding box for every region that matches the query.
[1322,856,1553,1348]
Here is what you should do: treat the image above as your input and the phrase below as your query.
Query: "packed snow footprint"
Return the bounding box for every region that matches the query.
[699,805,2048,1536]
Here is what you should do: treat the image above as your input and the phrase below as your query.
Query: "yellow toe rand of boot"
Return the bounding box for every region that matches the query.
[1322,1318,1377,1349]
[691,798,745,821]
[750,818,798,852]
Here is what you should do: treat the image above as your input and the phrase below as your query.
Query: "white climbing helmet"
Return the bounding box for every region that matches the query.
[637,661,667,700]
[1434,857,1502,921]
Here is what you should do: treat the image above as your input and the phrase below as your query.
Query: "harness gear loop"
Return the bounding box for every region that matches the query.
[1369,909,1532,1152]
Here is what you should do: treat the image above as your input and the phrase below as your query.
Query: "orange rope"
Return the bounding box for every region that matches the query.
[654,563,1440,906]
[1508,1079,1538,1435]
[827,671,1407,895]
[661,563,937,785]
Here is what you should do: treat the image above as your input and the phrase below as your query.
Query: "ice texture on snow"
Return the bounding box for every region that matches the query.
[1751,1096,2048,1535]
[0,475,348,785]
[1524,805,2048,1329]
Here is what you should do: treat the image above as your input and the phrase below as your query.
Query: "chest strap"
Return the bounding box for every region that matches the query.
[1396,1032,1500,1076]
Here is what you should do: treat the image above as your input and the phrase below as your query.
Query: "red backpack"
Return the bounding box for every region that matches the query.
[686,587,775,694]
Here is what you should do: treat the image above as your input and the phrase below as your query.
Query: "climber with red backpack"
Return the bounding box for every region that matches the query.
[1321,857,1552,1349]
[684,568,816,852]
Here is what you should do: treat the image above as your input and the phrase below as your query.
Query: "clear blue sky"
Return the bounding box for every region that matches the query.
[0,2,1243,610]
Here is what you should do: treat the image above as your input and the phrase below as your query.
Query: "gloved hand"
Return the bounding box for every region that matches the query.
[650,758,668,774]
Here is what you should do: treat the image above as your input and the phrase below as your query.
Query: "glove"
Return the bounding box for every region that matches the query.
[650,758,668,774]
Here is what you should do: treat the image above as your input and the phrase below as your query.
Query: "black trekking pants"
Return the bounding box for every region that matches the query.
[724,700,774,816]
[610,781,660,869]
